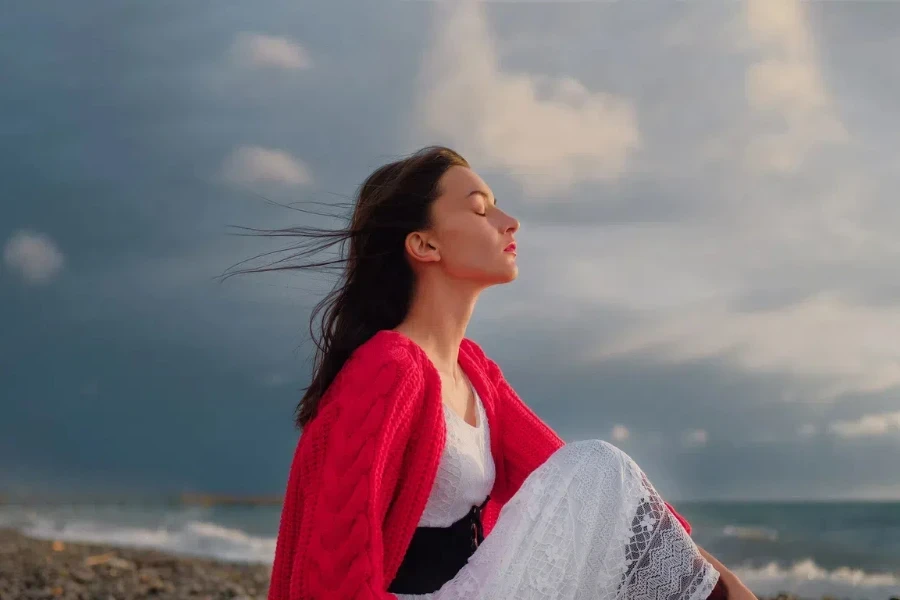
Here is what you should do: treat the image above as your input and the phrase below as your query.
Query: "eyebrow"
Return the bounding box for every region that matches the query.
[468,190,497,206]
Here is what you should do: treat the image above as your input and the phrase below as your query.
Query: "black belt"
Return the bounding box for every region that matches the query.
[388,496,490,595]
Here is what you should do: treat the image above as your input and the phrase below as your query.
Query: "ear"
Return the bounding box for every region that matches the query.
[404,231,440,264]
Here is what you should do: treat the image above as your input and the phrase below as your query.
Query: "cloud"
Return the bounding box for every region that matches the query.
[478,0,900,410]
[590,292,900,402]
[829,412,900,439]
[415,0,640,194]
[223,146,312,186]
[231,33,312,70]
[797,424,817,438]
[742,0,848,173]
[3,230,65,284]
[683,429,709,447]
[611,425,630,442]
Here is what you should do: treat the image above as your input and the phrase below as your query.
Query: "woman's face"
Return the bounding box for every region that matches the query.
[412,165,520,286]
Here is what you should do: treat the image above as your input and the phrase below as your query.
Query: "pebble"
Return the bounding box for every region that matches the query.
[0,528,271,600]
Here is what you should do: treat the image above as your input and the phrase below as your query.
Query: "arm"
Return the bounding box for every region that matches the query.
[698,547,759,600]
[268,351,422,600]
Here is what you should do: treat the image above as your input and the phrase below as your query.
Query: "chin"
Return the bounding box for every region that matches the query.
[496,265,518,284]
[466,264,518,287]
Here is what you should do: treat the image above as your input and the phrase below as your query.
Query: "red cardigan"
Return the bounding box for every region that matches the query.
[268,330,691,600]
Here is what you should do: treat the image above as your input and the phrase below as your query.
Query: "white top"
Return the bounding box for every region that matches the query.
[417,383,496,527]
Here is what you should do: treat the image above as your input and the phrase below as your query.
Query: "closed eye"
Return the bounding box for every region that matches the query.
[469,190,497,213]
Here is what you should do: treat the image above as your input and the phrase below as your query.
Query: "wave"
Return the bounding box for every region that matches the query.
[11,511,275,564]
[722,524,779,541]
[735,559,899,599]
[4,510,899,599]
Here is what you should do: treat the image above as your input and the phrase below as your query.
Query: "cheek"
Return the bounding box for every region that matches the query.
[439,225,499,273]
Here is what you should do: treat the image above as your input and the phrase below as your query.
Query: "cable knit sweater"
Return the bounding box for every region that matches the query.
[267,330,692,600]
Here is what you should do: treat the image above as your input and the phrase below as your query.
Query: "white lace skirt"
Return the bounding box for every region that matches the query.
[397,440,720,600]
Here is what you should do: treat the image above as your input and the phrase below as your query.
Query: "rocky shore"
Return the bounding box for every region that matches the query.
[1,527,897,600]
[0,528,270,599]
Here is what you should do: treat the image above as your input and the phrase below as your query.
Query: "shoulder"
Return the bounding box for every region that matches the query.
[460,337,509,389]
[353,329,425,368]
[320,330,428,411]
[460,337,498,371]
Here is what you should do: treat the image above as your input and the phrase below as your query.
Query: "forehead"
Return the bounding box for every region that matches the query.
[437,165,492,202]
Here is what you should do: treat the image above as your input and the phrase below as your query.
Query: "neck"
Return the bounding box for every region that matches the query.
[395,274,480,373]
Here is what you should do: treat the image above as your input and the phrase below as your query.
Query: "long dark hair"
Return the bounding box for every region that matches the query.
[225,146,469,429]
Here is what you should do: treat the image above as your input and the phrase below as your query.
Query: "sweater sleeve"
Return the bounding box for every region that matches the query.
[267,349,423,600]
[479,353,566,503]
[663,501,692,535]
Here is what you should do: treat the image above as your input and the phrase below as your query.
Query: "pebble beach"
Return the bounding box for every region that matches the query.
[2,527,898,600]
[0,529,271,600]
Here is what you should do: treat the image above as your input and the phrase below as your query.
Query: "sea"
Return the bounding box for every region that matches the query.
[1,501,898,599]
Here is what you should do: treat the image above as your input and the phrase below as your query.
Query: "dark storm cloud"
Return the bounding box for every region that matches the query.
[2,0,899,500]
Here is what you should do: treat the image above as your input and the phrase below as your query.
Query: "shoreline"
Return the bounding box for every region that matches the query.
[2,528,896,600]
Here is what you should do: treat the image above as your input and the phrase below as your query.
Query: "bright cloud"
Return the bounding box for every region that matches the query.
[611,425,630,442]
[591,292,900,402]
[415,0,640,194]
[223,146,312,186]
[3,230,65,284]
[231,33,312,70]
[742,0,848,173]
[683,429,709,447]
[474,0,900,409]
[829,412,900,439]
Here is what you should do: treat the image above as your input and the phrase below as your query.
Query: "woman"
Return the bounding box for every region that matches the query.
[259,147,756,600]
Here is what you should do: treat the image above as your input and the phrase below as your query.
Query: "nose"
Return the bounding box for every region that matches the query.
[502,211,520,234]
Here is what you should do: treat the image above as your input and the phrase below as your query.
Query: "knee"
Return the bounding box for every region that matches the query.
[574,438,621,458]
[554,439,627,469]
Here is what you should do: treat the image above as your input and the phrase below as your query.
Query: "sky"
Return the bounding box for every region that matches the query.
[2,0,900,501]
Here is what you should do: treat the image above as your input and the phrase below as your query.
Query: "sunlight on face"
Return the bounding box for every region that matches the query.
[427,166,520,286]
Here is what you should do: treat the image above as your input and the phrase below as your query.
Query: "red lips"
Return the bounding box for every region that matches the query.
[504,242,517,253]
